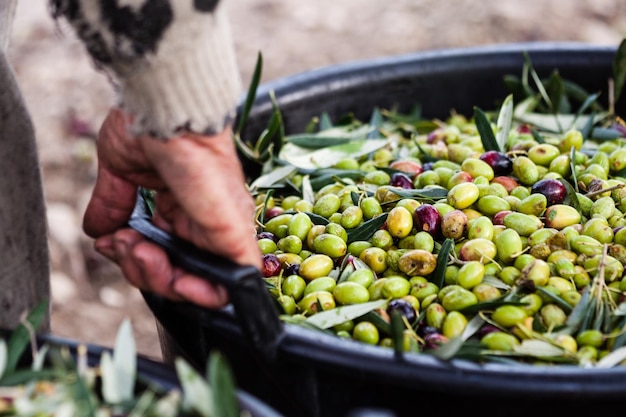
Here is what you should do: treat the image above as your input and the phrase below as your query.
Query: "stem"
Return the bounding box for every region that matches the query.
[585,183,624,199]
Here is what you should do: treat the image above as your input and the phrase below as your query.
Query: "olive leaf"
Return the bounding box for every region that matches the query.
[613,37,626,104]
[209,352,239,417]
[0,340,6,381]
[559,176,581,212]
[278,138,391,170]
[564,286,591,331]
[430,238,454,288]
[305,299,388,329]
[5,299,48,374]
[535,287,573,314]
[176,357,214,417]
[596,346,626,369]
[101,318,136,404]
[495,94,514,152]
[474,106,499,152]
[249,164,297,192]
[390,310,406,358]
[513,339,566,358]
[590,126,625,141]
[362,310,392,336]
[319,112,334,131]
[347,213,388,244]
[388,187,448,201]
[308,170,363,191]
[301,174,315,203]
[368,107,384,139]
[235,51,262,136]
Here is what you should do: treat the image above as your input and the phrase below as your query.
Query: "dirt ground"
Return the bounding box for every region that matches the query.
[6,0,626,360]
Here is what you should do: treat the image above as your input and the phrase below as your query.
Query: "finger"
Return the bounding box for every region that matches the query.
[112,229,184,300]
[172,276,229,309]
[83,165,139,238]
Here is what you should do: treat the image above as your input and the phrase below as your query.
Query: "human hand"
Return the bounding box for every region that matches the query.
[83,108,262,309]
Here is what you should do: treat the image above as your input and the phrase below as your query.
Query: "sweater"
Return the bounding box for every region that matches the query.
[45,0,243,138]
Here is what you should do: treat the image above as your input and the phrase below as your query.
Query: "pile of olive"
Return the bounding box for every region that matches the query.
[254,112,626,366]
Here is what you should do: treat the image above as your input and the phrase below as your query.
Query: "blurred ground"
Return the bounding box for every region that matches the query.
[6,0,626,360]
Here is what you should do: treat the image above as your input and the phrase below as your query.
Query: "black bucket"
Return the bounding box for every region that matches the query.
[143,42,626,417]
[0,329,285,417]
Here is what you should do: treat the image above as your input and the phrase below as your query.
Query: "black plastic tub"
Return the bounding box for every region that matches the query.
[0,329,284,417]
[144,42,626,417]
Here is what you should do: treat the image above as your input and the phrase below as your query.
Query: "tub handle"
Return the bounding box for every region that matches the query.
[127,193,284,362]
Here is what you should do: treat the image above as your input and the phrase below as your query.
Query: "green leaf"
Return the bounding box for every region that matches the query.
[564,286,591,331]
[347,213,388,244]
[430,238,454,288]
[176,357,214,416]
[236,51,262,135]
[596,346,626,368]
[362,311,392,336]
[496,94,514,152]
[388,187,448,201]
[308,170,364,191]
[513,339,566,358]
[278,139,391,170]
[6,299,48,373]
[474,106,499,152]
[590,127,625,141]
[559,177,581,212]
[301,211,330,226]
[306,300,389,329]
[101,319,136,404]
[319,112,334,131]
[113,319,136,402]
[368,108,384,139]
[249,164,297,192]
[613,38,626,103]
[298,174,313,204]
[536,287,572,313]
[209,352,239,417]
[545,70,565,114]
[0,340,7,381]
[286,135,355,149]
[514,113,606,134]
[390,310,405,358]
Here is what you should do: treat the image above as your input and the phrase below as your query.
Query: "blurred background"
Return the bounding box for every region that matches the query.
[6,0,626,360]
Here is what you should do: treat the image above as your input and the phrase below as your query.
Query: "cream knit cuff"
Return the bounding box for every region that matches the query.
[52,0,242,138]
[118,3,242,138]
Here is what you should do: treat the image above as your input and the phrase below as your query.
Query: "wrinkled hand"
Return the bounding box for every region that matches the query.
[83,108,262,309]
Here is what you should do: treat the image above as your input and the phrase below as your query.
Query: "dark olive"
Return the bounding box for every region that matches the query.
[530,178,566,206]
[390,172,415,189]
[413,204,442,238]
[387,298,417,323]
[479,150,513,176]
[261,253,282,277]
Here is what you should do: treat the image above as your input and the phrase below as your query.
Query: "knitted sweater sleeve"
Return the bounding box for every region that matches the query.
[50,0,242,138]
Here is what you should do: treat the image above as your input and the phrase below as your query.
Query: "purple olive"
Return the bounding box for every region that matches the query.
[261,253,281,277]
[387,298,417,323]
[284,263,300,276]
[422,332,448,349]
[390,172,414,189]
[257,231,278,242]
[479,150,513,176]
[413,204,442,238]
[530,178,566,206]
